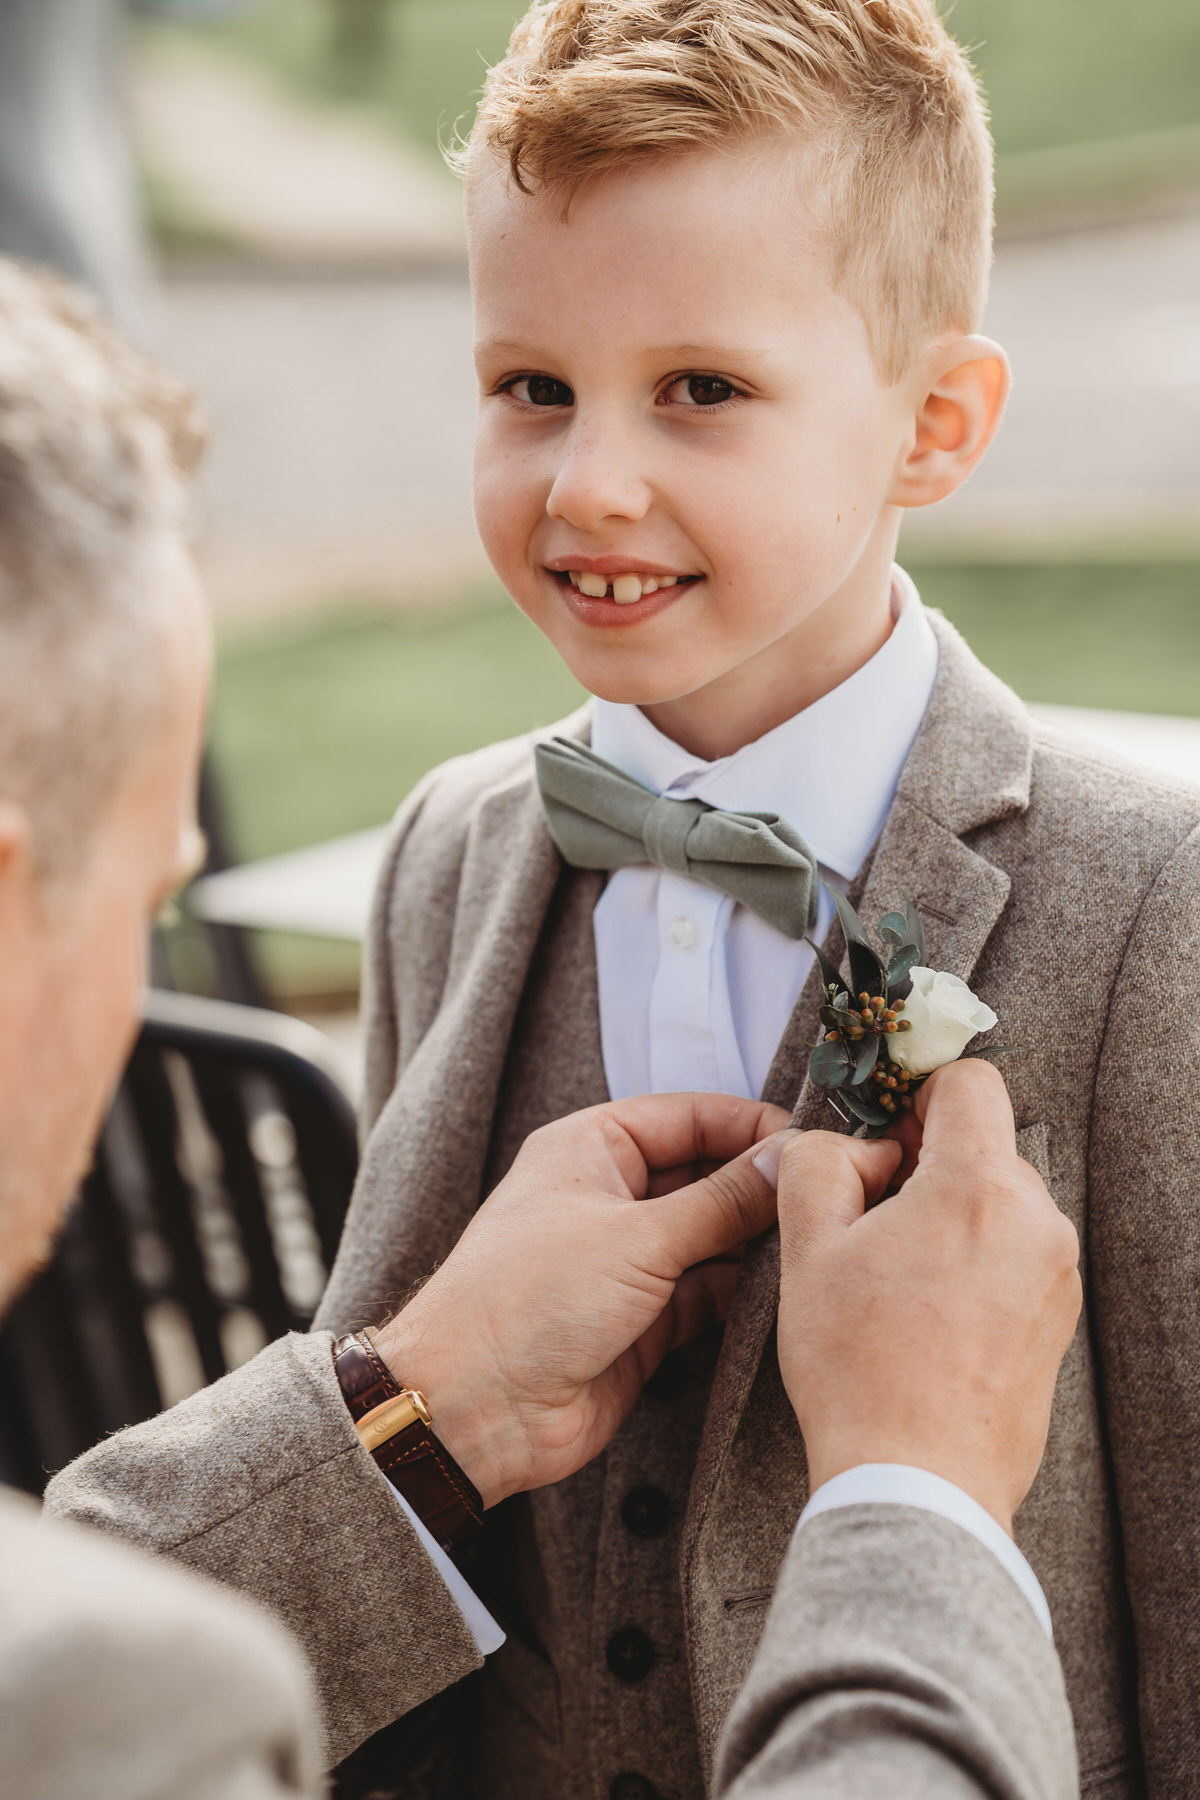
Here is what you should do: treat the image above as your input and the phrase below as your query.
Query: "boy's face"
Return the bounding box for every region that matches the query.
[470,142,931,745]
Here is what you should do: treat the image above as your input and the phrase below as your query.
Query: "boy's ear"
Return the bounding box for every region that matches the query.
[890,336,1010,510]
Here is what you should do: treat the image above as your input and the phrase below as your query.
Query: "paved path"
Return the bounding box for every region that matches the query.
[164,271,485,622]
[160,202,1200,624]
[907,200,1200,557]
[132,36,464,269]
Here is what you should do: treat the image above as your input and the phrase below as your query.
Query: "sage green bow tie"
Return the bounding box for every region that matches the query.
[534,736,820,940]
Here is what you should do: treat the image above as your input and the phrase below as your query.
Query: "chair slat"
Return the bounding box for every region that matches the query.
[0,992,360,1494]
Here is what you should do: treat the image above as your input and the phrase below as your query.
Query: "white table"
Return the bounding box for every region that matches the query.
[190,705,1200,944]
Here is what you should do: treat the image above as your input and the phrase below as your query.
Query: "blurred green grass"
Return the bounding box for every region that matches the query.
[211,561,1200,865]
[209,563,1200,998]
[210,593,586,862]
[154,0,1200,169]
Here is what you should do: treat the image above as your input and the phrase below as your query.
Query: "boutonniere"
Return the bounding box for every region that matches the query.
[808,890,998,1136]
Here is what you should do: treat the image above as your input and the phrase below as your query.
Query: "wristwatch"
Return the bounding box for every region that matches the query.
[332,1331,484,1552]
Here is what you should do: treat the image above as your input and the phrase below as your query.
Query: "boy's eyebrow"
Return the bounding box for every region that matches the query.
[641,343,767,364]
[475,338,769,366]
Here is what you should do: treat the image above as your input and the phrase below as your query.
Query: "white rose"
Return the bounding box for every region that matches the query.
[888,967,998,1076]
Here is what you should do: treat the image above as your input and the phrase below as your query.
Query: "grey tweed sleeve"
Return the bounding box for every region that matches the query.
[715,1504,1078,1800]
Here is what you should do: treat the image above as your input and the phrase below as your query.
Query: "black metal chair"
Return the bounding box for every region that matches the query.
[0,988,359,1495]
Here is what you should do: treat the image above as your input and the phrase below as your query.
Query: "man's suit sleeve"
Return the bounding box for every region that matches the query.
[42,1330,484,1768]
[714,1505,1079,1800]
[3,1494,323,1800]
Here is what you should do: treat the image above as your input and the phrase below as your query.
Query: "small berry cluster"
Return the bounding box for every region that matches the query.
[825,991,913,1044]
[867,1060,918,1112]
[825,993,917,1113]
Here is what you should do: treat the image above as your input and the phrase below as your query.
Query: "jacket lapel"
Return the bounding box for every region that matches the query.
[319,706,593,1328]
[682,612,1034,1615]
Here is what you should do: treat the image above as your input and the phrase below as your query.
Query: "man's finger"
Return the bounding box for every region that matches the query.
[602,1093,791,1179]
[645,1143,780,1270]
[915,1059,1017,1164]
[776,1132,902,1259]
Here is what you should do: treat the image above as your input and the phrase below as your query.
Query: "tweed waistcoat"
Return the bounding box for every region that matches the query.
[319,613,1200,1798]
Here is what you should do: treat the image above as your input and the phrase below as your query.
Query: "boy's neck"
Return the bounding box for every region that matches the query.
[640,542,901,763]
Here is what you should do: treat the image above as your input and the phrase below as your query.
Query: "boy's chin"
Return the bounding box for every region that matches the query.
[563,655,734,710]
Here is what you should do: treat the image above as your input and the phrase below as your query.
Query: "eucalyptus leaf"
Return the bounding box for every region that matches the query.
[819,1005,851,1034]
[880,911,907,946]
[851,1033,881,1085]
[829,889,885,998]
[886,945,920,990]
[810,1041,852,1088]
[848,939,884,1001]
[841,1090,891,1127]
[829,886,872,951]
[807,937,849,1000]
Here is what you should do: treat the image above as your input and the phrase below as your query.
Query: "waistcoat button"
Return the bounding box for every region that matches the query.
[610,1775,660,1800]
[621,1485,672,1539]
[605,1626,657,1683]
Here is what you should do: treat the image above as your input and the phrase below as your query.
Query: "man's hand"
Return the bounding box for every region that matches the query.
[771,1060,1081,1534]
[375,1093,789,1509]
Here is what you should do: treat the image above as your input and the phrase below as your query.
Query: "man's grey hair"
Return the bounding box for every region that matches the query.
[0,260,204,874]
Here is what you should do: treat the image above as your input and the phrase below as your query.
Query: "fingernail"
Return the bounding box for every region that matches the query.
[752,1130,801,1190]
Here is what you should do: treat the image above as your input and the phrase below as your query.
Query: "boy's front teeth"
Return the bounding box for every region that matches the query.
[571,572,681,602]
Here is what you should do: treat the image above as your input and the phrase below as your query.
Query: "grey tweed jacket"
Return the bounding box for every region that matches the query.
[715,1505,1078,1800]
[29,1457,1073,1798]
[44,1329,482,1767]
[0,1481,321,1798]
[45,610,1198,1797]
[310,609,1200,1799]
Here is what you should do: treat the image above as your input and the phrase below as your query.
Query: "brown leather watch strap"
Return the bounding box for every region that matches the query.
[333,1329,402,1421]
[332,1332,483,1553]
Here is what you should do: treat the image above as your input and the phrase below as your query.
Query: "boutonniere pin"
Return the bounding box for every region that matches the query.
[809,890,998,1136]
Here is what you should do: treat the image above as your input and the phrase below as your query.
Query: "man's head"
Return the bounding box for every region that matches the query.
[0,263,210,1309]
[466,0,1009,755]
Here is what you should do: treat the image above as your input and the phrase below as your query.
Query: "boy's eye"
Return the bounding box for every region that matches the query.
[506,374,574,406]
[661,374,738,408]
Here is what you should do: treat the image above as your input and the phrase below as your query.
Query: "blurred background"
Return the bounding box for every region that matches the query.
[17,0,1200,1052]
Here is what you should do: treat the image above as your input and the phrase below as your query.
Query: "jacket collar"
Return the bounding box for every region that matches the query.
[682,612,1033,1592]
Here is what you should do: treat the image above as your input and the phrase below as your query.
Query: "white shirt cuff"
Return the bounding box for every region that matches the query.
[389,1484,506,1656]
[797,1464,1052,1639]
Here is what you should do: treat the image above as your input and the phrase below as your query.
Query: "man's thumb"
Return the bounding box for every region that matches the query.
[649,1142,781,1270]
[773,1132,902,1257]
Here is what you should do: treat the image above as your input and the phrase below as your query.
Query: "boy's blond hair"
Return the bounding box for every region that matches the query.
[465,0,993,382]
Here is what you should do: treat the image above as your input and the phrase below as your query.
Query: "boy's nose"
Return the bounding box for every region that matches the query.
[545,419,653,531]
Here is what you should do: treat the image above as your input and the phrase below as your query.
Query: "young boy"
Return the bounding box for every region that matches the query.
[317,4,1200,1796]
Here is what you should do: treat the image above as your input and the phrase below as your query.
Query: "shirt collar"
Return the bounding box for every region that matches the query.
[589,567,939,879]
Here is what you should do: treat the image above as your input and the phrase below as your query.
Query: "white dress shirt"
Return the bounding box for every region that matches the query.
[591,568,939,1103]
[401,568,1050,1646]
[391,1487,505,1654]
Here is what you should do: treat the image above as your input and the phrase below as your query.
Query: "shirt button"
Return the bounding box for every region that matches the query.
[605,1626,657,1683]
[621,1486,672,1539]
[669,914,699,950]
[610,1777,660,1800]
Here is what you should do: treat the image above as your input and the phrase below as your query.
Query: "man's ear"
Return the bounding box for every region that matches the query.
[890,336,1010,510]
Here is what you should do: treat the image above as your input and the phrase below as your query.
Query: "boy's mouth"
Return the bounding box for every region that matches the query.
[549,568,697,605]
